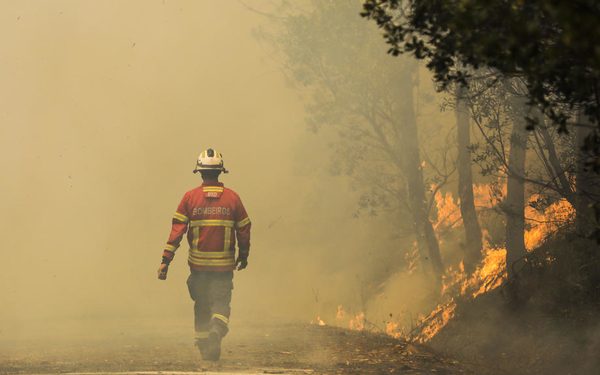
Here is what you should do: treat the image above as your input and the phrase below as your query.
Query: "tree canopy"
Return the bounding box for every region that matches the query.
[361,1,600,138]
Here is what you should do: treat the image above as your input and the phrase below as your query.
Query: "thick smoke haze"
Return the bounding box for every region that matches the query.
[0,0,404,342]
[3,3,598,375]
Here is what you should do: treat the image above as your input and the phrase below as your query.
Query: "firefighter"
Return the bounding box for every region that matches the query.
[157,148,251,361]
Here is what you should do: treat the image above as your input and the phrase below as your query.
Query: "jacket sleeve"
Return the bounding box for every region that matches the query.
[234,196,251,259]
[162,192,190,262]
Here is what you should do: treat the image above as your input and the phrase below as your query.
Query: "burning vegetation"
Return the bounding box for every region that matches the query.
[312,183,576,344]
[256,1,600,373]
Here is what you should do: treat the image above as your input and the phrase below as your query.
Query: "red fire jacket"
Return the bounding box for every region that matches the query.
[162,182,251,272]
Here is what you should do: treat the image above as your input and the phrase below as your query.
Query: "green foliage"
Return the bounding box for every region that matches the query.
[361,0,600,134]
[362,0,600,245]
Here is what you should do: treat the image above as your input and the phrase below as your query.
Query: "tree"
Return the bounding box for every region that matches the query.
[455,84,483,273]
[464,74,576,274]
[399,61,444,278]
[503,80,529,277]
[576,111,600,237]
[361,0,600,131]
[257,0,445,280]
[362,0,600,242]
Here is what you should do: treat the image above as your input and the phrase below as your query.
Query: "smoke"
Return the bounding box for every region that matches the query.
[0,0,410,342]
[0,0,294,338]
[4,6,596,375]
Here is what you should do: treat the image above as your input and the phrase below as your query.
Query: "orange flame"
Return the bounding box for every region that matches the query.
[324,184,573,343]
[433,191,463,230]
[433,183,502,232]
[334,305,367,331]
[385,320,403,339]
[413,300,457,343]
[421,185,574,342]
[524,195,574,251]
[349,312,365,331]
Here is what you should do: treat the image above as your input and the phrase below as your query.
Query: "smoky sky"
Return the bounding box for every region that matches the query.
[0,1,447,341]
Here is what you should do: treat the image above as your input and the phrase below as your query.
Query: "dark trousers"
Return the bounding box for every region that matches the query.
[186,271,233,341]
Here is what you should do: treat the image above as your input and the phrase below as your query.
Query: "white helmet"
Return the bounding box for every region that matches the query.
[193,148,228,174]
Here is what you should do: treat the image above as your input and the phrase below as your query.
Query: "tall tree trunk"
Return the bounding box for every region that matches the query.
[535,113,575,205]
[456,85,483,273]
[398,63,444,280]
[575,109,598,236]
[574,109,600,295]
[504,83,528,278]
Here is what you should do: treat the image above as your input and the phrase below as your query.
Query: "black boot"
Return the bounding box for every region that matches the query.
[205,331,222,361]
[195,339,211,360]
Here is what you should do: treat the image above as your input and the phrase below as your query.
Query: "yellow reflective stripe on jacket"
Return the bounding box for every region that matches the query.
[223,227,232,251]
[188,257,236,267]
[189,250,234,259]
[174,211,188,221]
[191,227,200,251]
[164,243,178,252]
[189,259,235,266]
[173,212,189,223]
[190,219,234,228]
[212,313,229,325]
[203,187,224,192]
[189,253,235,262]
[236,217,251,228]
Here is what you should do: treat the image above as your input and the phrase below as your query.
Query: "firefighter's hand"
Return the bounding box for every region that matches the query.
[236,257,248,271]
[157,263,169,280]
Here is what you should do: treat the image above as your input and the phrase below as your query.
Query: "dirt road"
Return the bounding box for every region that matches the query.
[0,322,482,374]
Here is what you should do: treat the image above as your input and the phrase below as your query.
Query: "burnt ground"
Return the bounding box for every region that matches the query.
[429,290,600,375]
[0,322,485,375]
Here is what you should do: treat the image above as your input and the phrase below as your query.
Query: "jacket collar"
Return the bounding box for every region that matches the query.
[201,181,224,187]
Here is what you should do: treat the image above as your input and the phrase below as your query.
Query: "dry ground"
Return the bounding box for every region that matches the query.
[0,322,485,375]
